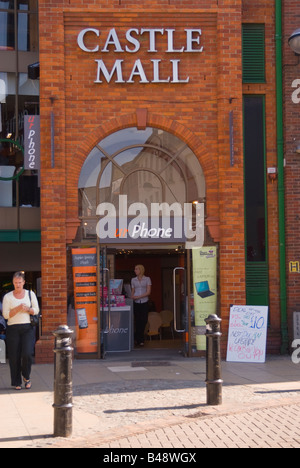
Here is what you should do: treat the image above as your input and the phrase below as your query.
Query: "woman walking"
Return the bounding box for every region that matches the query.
[131,265,152,347]
[2,271,39,390]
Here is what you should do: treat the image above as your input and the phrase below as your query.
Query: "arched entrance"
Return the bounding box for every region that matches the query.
[70,126,215,359]
[78,127,205,234]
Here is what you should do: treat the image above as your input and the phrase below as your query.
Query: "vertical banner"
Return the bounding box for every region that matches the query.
[192,247,217,350]
[24,115,40,170]
[72,248,98,353]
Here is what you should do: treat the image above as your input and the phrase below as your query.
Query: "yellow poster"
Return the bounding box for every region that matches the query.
[192,247,217,350]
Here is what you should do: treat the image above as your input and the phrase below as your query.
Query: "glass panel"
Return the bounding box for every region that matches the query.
[78,127,206,240]
[0,1,14,9]
[18,73,40,208]
[19,72,39,96]
[159,131,185,156]
[244,96,266,262]
[122,170,163,208]
[0,73,16,140]
[99,162,124,206]
[0,75,17,207]
[17,0,38,11]
[18,72,39,147]
[0,139,23,169]
[18,12,29,50]
[99,127,152,155]
[114,146,169,176]
[160,160,186,204]
[78,146,106,217]
[79,187,95,218]
[79,146,105,189]
[18,11,38,51]
[19,171,39,206]
[0,12,15,50]
[174,146,206,202]
[0,172,15,206]
[0,140,23,207]
[0,73,39,143]
[18,0,29,10]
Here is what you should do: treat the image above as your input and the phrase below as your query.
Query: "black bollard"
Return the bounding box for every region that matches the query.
[205,314,223,406]
[53,325,74,438]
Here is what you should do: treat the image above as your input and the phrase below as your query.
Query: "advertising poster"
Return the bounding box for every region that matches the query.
[192,247,217,350]
[72,247,98,353]
[227,305,268,363]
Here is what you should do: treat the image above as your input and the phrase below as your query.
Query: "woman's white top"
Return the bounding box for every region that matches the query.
[2,290,39,326]
[131,276,152,304]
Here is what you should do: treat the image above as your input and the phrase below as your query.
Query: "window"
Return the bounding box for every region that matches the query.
[0,72,16,140]
[0,0,38,52]
[0,72,39,141]
[78,127,205,239]
[244,95,269,306]
[0,0,39,209]
[0,71,39,207]
[0,138,40,207]
[244,96,267,262]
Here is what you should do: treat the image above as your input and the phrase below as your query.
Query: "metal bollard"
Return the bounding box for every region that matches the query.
[53,325,74,438]
[205,314,223,406]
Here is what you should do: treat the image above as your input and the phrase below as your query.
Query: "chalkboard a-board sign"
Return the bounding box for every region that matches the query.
[226,305,268,363]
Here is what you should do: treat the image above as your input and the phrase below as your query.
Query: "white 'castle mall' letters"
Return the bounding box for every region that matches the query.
[77,27,204,84]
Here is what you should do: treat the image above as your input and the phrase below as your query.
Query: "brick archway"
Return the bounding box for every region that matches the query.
[66,111,219,243]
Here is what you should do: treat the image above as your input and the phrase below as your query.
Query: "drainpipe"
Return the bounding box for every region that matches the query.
[275,0,289,354]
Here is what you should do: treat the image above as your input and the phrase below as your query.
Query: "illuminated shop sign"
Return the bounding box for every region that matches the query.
[77,27,204,84]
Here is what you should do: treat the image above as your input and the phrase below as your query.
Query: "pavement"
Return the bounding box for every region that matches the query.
[0,347,300,449]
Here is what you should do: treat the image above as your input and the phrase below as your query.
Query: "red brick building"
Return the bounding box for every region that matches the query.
[32,0,288,362]
[283,2,300,350]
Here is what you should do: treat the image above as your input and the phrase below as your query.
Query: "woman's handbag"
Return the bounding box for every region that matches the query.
[28,290,39,327]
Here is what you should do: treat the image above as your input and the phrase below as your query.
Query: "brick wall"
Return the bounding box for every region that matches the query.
[283,0,300,346]
[36,0,280,362]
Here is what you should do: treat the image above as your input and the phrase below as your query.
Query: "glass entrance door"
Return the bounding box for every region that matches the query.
[97,245,111,359]
[96,245,190,356]
[98,244,135,358]
[173,265,188,356]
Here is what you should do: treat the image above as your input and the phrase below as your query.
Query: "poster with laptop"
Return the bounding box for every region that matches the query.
[192,247,217,351]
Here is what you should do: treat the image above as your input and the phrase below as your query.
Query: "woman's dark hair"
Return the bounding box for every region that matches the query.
[13,271,25,281]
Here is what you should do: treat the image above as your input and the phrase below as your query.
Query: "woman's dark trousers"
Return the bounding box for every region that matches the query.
[6,324,34,387]
[134,302,149,345]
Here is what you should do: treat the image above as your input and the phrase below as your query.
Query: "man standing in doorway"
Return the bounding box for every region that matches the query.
[131,265,152,347]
